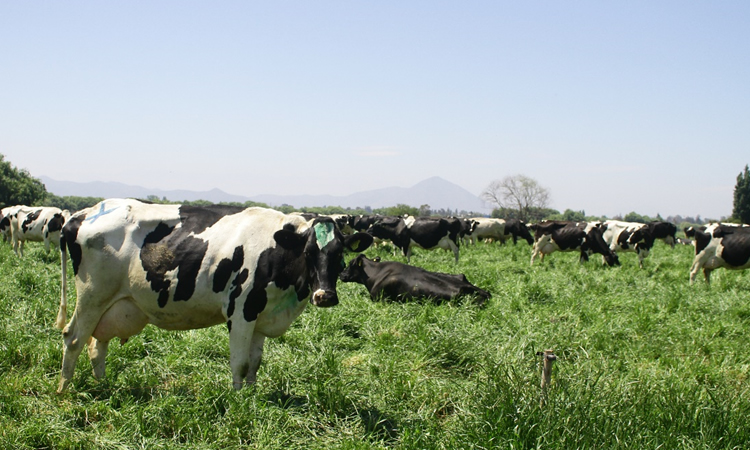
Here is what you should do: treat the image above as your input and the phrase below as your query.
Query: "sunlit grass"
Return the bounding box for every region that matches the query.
[1,239,749,448]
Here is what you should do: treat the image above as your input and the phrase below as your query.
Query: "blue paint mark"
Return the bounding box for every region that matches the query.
[84,202,119,223]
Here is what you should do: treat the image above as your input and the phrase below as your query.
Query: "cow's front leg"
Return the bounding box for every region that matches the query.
[228,319,258,390]
[246,332,266,384]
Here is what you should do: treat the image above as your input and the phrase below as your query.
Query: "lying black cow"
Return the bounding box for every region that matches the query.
[340,254,490,305]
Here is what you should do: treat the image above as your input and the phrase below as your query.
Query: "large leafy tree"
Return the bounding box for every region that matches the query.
[0,154,46,208]
[482,174,551,222]
[733,164,750,224]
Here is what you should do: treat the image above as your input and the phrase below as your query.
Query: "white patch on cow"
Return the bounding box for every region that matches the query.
[311,288,326,303]
[466,218,507,244]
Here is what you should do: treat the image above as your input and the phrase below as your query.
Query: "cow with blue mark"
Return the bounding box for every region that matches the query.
[55,199,373,393]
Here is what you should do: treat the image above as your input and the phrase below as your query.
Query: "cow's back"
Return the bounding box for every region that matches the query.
[64,199,307,330]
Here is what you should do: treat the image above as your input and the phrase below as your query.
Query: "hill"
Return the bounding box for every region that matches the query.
[40,176,490,214]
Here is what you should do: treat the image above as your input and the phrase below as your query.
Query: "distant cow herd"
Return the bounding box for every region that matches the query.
[1,200,748,393]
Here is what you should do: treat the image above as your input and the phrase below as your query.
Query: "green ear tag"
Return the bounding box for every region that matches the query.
[314,222,335,249]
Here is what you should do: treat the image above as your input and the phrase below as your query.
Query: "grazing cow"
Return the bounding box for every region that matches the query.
[0,206,19,242]
[10,206,69,256]
[326,214,354,234]
[368,215,461,263]
[686,223,748,238]
[530,221,620,266]
[689,223,750,284]
[648,221,678,248]
[602,220,654,268]
[448,217,475,245]
[465,218,504,244]
[350,214,381,233]
[466,218,534,245]
[55,199,373,393]
[340,254,490,305]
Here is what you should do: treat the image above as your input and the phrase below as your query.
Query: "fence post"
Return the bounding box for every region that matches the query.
[537,349,556,407]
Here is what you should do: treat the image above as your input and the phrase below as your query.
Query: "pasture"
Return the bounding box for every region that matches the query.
[1,237,749,449]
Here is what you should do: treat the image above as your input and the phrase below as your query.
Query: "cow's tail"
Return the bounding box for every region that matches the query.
[55,233,68,330]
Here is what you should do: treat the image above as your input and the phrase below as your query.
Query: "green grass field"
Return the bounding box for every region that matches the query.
[1,239,749,449]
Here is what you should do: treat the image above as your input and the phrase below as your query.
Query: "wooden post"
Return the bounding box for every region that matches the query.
[537,349,556,407]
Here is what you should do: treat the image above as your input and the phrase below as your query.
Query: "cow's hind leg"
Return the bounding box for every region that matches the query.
[88,337,109,379]
[88,299,149,380]
[689,258,702,285]
[58,305,107,393]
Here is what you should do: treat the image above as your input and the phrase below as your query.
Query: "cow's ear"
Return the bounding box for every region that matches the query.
[345,232,373,252]
[274,229,308,251]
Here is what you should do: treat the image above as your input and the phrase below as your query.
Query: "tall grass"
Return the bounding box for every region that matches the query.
[1,239,749,449]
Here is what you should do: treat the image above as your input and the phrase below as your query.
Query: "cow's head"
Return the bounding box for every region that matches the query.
[585,225,620,267]
[339,254,371,284]
[274,217,372,307]
[508,219,534,245]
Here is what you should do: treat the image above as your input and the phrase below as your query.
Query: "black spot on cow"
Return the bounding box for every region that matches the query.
[213,246,245,293]
[694,229,713,255]
[0,215,9,233]
[242,231,311,322]
[47,213,66,233]
[141,221,212,307]
[616,229,634,250]
[22,210,41,233]
[177,205,244,234]
[719,230,750,267]
[506,219,534,245]
[62,215,86,276]
[227,268,249,319]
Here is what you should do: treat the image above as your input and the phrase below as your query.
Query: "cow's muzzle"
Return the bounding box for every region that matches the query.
[310,289,339,307]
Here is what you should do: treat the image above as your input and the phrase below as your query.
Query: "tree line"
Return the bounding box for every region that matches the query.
[2,154,749,225]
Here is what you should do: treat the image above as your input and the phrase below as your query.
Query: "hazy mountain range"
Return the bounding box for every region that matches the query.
[40,176,491,214]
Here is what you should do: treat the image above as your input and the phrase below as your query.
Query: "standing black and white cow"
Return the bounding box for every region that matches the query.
[368,215,461,263]
[466,218,534,245]
[10,206,69,256]
[447,217,475,245]
[340,254,491,304]
[0,205,21,242]
[530,221,620,267]
[55,199,372,393]
[689,223,750,284]
[602,220,655,268]
[647,221,678,248]
[326,214,354,234]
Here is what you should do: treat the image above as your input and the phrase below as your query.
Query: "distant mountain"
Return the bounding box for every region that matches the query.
[40,176,490,214]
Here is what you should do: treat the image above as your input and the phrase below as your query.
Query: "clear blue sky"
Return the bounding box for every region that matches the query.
[2,2,748,219]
